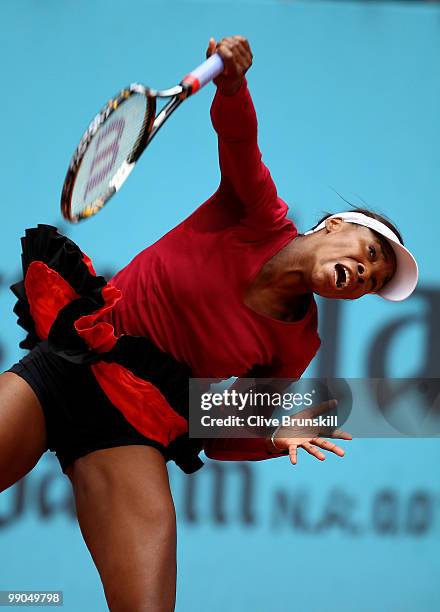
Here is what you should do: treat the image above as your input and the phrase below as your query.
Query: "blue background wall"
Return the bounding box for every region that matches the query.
[1,1,439,610]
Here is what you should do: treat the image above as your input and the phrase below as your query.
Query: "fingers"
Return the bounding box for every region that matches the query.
[228,36,252,65]
[309,437,346,457]
[288,444,298,465]
[206,37,216,59]
[285,435,349,466]
[303,398,338,419]
[214,36,252,77]
[219,35,252,59]
[216,43,234,76]
[300,442,326,461]
[284,430,350,466]
[329,429,353,440]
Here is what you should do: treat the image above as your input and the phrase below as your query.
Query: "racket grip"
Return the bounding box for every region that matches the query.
[181,53,224,94]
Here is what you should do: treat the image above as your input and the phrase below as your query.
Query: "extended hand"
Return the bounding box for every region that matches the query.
[268,399,353,465]
[206,35,253,96]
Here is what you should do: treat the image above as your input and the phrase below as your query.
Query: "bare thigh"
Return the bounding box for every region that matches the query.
[66,445,177,612]
[0,372,47,492]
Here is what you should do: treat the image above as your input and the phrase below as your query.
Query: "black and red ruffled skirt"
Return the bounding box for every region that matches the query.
[10,225,203,473]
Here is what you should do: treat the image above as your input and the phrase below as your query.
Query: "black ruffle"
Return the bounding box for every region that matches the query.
[10,225,203,474]
[10,224,107,350]
[48,297,105,364]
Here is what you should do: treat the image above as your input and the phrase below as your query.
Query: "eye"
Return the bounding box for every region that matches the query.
[368,245,376,259]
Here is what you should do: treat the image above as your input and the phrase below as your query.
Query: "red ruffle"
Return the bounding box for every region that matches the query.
[91,362,188,446]
[24,258,189,448]
[80,252,98,276]
[25,261,79,341]
[74,284,121,353]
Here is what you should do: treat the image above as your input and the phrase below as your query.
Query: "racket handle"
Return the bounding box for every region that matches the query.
[181,53,224,95]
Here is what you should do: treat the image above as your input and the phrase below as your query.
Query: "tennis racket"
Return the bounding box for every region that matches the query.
[61,53,224,223]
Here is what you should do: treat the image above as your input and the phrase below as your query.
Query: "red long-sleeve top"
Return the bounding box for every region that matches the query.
[105,80,321,461]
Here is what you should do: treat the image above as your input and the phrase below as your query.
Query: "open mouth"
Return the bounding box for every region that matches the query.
[334,263,351,289]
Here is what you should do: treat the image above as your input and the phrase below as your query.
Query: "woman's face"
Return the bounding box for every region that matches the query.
[308,218,397,300]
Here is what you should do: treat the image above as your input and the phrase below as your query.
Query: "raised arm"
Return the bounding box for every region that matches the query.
[207,36,287,228]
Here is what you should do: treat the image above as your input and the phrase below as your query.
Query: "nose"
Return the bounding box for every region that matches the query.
[357,263,367,285]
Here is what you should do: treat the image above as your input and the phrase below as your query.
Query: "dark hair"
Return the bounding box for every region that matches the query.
[310,206,404,245]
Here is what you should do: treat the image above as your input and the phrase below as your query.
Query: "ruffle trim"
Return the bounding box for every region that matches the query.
[11,225,203,474]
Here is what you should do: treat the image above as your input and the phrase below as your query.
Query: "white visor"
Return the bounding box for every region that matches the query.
[304,212,418,301]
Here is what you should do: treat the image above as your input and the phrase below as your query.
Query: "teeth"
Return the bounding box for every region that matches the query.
[334,264,351,289]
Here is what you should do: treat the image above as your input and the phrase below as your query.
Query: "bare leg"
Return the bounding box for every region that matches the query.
[66,445,177,612]
[0,372,47,492]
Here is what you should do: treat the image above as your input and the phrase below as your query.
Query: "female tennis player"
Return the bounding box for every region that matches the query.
[0,36,417,611]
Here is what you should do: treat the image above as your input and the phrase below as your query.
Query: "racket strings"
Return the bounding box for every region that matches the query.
[69,90,152,218]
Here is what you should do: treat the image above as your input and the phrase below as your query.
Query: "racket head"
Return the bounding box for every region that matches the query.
[61,84,156,223]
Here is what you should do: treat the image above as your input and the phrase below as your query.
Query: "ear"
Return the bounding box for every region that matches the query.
[324,217,345,233]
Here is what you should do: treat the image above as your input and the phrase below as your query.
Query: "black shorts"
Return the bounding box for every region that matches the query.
[8,341,167,473]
